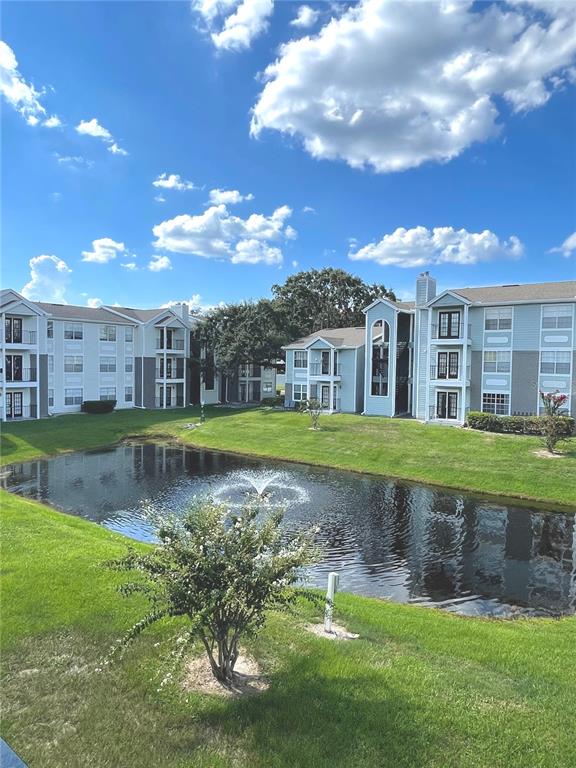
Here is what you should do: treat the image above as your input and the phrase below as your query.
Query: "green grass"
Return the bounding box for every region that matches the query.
[1,407,575,506]
[2,492,575,768]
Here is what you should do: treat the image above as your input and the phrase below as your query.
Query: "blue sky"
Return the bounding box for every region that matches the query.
[2,0,575,311]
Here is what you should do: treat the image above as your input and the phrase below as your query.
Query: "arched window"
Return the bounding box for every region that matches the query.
[371,319,389,396]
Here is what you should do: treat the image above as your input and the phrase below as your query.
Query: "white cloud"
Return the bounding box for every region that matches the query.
[21,254,72,303]
[193,0,273,51]
[152,173,196,191]
[87,297,103,308]
[121,262,138,271]
[162,294,225,314]
[154,194,166,203]
[291,259,299,268]
[350,226,524,268]
[208,188,254,205]
[81,237,126,264]
[290,5,319,29]
[148,255,172,272]
[252,0,576,173]
[302,205,316,214]
[549,231,576,258]
[76,118,112,140]
[54,153,94,170]
[0,41,61,128]
[108,142,128,156]
[153,202,294,265]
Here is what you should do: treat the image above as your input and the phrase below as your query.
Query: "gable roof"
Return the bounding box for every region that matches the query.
[363,296,415,313]
[35,302,134,323]
[450,280,576,305]
[284,326,365,350]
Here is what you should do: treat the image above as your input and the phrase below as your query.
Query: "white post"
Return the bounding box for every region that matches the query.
[324,571,339,633]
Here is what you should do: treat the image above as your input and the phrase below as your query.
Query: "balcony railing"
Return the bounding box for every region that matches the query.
[3,404,38,419]
[3,330,37,345]
[155,368,185,380]
[429,365,470,381]
[154,396,185,408]
[155,337,185,350]
[310,362,342,376]
[2,368,37,383]
[239,366,262,378]
[430,324,471,341]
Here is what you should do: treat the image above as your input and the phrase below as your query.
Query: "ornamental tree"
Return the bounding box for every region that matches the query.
[299,398,324,430]
[539,390,570,453]
[107,501,318,686]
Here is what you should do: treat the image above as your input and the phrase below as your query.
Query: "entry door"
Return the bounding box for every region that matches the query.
[321,384,330,408]
[5,318,22,343]
[6,355,23,382]
[6,392,23,418]
[321,350,330,375]
[437,391,458,419]
[165,386,173,406]
[250,381,261,402]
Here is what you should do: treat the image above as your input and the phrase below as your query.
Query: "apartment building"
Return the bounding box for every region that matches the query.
[0,289,193,420]
[284,276,575,421]
[198,356,277,406]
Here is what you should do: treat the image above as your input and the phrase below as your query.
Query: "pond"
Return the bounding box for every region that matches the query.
[3,442,575,618]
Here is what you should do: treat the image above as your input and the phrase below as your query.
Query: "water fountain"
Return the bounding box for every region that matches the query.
[211,470,309,509]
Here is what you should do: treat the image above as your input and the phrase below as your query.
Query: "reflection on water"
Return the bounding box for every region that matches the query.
[3,443,575,617]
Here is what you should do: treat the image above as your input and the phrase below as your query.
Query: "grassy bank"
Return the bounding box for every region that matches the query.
[1,407,575,506]
[2,492,575,768]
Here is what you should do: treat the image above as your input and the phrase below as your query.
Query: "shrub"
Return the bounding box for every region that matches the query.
[299,398,324,430]
[107,501,318,686]
[81,400,116,414]
[540,391,571,453]
[261,395,284,407]
[466,411,574,437]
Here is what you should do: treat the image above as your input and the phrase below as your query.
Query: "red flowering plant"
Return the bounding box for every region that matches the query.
[539,390,570,453]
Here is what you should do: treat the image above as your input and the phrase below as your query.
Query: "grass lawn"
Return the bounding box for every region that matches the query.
[2,491,575,768]
[1,407,575,506]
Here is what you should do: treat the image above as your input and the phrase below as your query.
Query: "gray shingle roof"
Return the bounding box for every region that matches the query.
[451,280,576,304]
[108,306,172,322]
[36,302,135,323]
[284,326,365,349]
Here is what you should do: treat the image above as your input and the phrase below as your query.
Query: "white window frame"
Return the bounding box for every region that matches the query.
[64,388,83,406]
[100,325,117,342]
[99,387,116,401]
[483,350,511,373]
[484,307,512,331]
[125,359,133,373]
[64,322,83,340]
[124,386,133,402]
[64,355,83,373]
[262,381,273,394]
[124,327,134,342]
[542,305,573,329]
[48,388,54,407]
[540,350,571,375]
[294,351,308,369]
[482,392,510,416]
[48,355,54,373]
[47,320,53,339]
[100,356,117,373]
[293,383,307,401]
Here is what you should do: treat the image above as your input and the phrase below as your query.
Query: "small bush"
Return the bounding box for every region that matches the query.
[261,396,284,407]
[81,400,117,414]
[466,411,574,437]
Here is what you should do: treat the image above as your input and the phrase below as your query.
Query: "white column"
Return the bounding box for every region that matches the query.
[36,314,40,418]
[461,305,469,423]
[1,312,5,421]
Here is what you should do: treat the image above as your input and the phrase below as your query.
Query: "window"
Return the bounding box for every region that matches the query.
[47,321,53,339]
[64,323,83,340]
[294,351,308,368]
[293,384,307,401]
[100,356,117,373]
[99,387,116,401]
[438,311,460,339]
[64,388,83,406]
[48,355,54,373]
[4,317,22,343]
[371,319,389,396]
[483,350,511,373]
[124,327,134,342]
[540,351,571,375]
[263,382,273,394]
[482,393,510,416]
[100,325,116,341]
[542,305,573,329]
[125,359,133,373]
[437,352,459,379]
[125,386,133,402]
[48,389,54,407]
[485,308,512,330]
[64,355,83,373]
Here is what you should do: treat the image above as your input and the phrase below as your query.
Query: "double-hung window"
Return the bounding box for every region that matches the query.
[64,322,83,340]
[64,388,83,406]
[542,305,573,329]
[124,327,134,342]
[540,351,571,375]
[47,321,54,339]
[100,325,117,342]
[485,308,512,330]
[99,387,116,401]
[48,389,54,407]
[64,355,83,373]
[124,386,133,402]
[125,359,133,373]
[293,384,307,401]
[100,356,117,373]
[294,351,308,368]
[482,393,510,415]
[483,351,511,373]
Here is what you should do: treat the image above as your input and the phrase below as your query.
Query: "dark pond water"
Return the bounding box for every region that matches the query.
[3,443,575,617]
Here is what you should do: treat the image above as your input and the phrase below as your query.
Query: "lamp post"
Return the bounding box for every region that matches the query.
[200,399,205,424]
[324,572,339,634]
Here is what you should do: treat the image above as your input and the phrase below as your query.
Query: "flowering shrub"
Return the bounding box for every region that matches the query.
[540,391,571,453]
[107,501,318,686]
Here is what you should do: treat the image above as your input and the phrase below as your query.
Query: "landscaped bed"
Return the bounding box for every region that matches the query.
[1,406,575,506]
[2,492,576,768]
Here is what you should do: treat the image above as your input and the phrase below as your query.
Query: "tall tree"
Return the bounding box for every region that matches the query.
[272,267,395,336]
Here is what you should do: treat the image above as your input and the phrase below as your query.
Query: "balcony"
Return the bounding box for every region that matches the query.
[2,404,38,420]
[3,330,37,345]
[2,368,38,383]
[429,364,470,382]
[155,337,185,351]
[239,366,262,378]
[155,368,185,380]
[310,362,342,377]
[430,324,471,343]
[154,396,185,408]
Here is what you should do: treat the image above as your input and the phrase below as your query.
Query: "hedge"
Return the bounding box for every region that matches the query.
[261,396,284,407]
[81,400,117,414]
[466,411,575,436]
